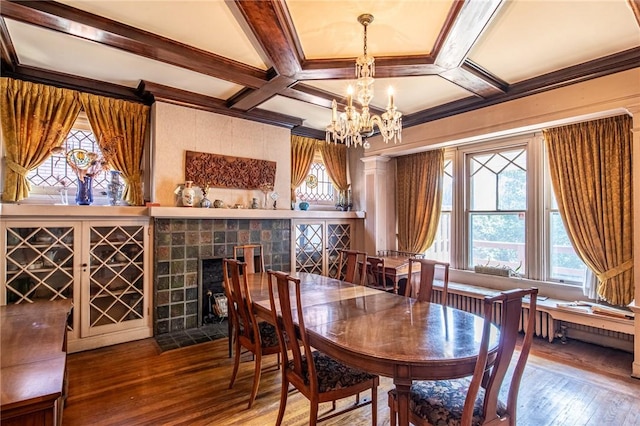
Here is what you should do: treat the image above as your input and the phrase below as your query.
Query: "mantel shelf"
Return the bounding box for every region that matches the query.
[0,204,365,220]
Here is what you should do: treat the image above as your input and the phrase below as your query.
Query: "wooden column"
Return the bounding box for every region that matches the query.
[629,104,640,378]
[361,156,394,255]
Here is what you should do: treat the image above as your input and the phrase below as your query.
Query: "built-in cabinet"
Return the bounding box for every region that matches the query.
[1,211,152,352]
[292,219,355,278]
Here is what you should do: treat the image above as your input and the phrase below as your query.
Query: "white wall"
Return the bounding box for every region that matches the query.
[151,102,291,208]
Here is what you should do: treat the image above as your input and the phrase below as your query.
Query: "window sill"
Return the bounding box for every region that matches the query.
[449,268,588,302]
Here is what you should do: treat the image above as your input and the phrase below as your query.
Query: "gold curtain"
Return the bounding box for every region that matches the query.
[543,115,633,306]
[396,149,444,254]
[0,78,80,202]
[318,140,349,193]
[80,93,150,206]
[290,135,318,199]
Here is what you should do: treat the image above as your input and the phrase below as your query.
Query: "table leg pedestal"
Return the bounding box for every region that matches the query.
[393,378,412,426]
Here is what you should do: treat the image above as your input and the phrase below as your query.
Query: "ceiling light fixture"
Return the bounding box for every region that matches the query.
[326,13,402,149]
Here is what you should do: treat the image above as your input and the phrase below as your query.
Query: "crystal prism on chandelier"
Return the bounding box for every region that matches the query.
[326,13,402,149]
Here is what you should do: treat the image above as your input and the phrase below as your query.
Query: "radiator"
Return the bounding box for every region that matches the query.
[435,290,553,341]
[434,289,633,348]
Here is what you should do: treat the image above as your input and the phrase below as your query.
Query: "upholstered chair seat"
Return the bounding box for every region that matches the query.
[293,351,378,393]
[257,321,278,347]
[407,378,507,426]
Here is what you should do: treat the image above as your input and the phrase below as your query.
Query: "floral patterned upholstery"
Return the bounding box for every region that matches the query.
[406,378,507,426]
[258,321,279,348]
[289,351,377,393]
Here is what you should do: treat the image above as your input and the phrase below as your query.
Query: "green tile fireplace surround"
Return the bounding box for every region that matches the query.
[153,218,290,334]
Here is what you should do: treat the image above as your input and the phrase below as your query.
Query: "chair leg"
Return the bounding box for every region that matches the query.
[247,351,262,408]
[371,382,378,426]
[275,380,289,426]
[229,339,241,389]
[309,401,319,426]
[388,391,397,426]
[227,319,233,358]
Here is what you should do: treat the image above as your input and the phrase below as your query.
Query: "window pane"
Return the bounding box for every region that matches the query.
[27,130,111,190]
[549,212,587,283]
[470,149,526,211]
[442,159,453,210]
[296,161,335,202]
[470,213,525,273]
[425,212,451,262]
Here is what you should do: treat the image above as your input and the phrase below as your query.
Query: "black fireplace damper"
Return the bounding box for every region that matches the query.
[199,257,227,325]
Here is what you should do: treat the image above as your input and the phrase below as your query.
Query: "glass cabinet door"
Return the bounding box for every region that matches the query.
[4,224,77,329]
[293,220,352,277]
[85,224,146,335]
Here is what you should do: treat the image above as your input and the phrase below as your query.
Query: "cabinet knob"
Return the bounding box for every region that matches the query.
[81,263,88,267]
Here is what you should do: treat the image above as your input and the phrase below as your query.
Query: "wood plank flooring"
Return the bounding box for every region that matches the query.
[62,336,639,425]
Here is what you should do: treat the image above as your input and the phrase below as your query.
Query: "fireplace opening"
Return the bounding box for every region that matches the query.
[198,257,227,326]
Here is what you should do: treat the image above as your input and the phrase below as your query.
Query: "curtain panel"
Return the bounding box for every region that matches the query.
[80,93,150,206]
[0,78,81,202]
[396,149,444,254]
[290,135,318,200]
[318,140,349,194]
[543,115,633,306]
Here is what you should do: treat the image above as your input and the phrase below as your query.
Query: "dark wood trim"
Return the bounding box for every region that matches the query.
[403,47,640,128]
[434,0,505,69]
[0,17,17,71]
[228,75,295,111]
[0,0,268,88]
[139,81,303,129]
[440,63,506,98]
[2,65,149,103]
[291,125,326,140]
[229,0,301,78]
[628,0,640,27]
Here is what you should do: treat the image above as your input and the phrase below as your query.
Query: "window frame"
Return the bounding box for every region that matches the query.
[442,133,586,296]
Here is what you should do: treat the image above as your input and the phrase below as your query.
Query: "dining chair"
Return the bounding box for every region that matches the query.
[337,249,367,285]
[404,258,450,304]
[228,244,265,357]
[233,244,265,273]
[364,256,394,292]
[267,270,379,426]
[388,287,539,426]
[223,258,280,408]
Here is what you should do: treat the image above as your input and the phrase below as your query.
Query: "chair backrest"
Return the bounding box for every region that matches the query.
[223,258,259,343]
[267,270,317,391]
[404,258,450,304]
[365,256,386,288]
[338,249,367,284]
[463,287,538,426]
[233,244,265,273]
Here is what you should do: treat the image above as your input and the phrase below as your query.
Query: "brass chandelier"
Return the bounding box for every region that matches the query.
[326,13,402,149]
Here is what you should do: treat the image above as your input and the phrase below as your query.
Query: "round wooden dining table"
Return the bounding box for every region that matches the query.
[246,272,499,426]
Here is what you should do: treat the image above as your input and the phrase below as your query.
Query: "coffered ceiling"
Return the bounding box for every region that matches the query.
[1,0,639,140]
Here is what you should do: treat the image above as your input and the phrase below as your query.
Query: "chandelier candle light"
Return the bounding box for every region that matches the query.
[326,13,402,149]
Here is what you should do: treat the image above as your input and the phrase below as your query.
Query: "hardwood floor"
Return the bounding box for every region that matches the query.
[62,336,639,425]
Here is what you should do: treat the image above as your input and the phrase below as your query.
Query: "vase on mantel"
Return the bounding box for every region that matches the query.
[182,181,195,207]
[107,170,124,206]
[75,175,93,205]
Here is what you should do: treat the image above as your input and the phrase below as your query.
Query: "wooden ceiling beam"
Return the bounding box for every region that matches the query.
[0,0,268,88]
[228,0,301,78]
[0,17,17,71]
[139,80,303,129]
[228,75,296,111]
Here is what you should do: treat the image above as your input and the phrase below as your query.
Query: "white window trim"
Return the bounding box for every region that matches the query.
[443,133,588,301]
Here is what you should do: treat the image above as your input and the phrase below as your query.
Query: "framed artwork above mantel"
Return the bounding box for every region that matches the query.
[185,150,276,189]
